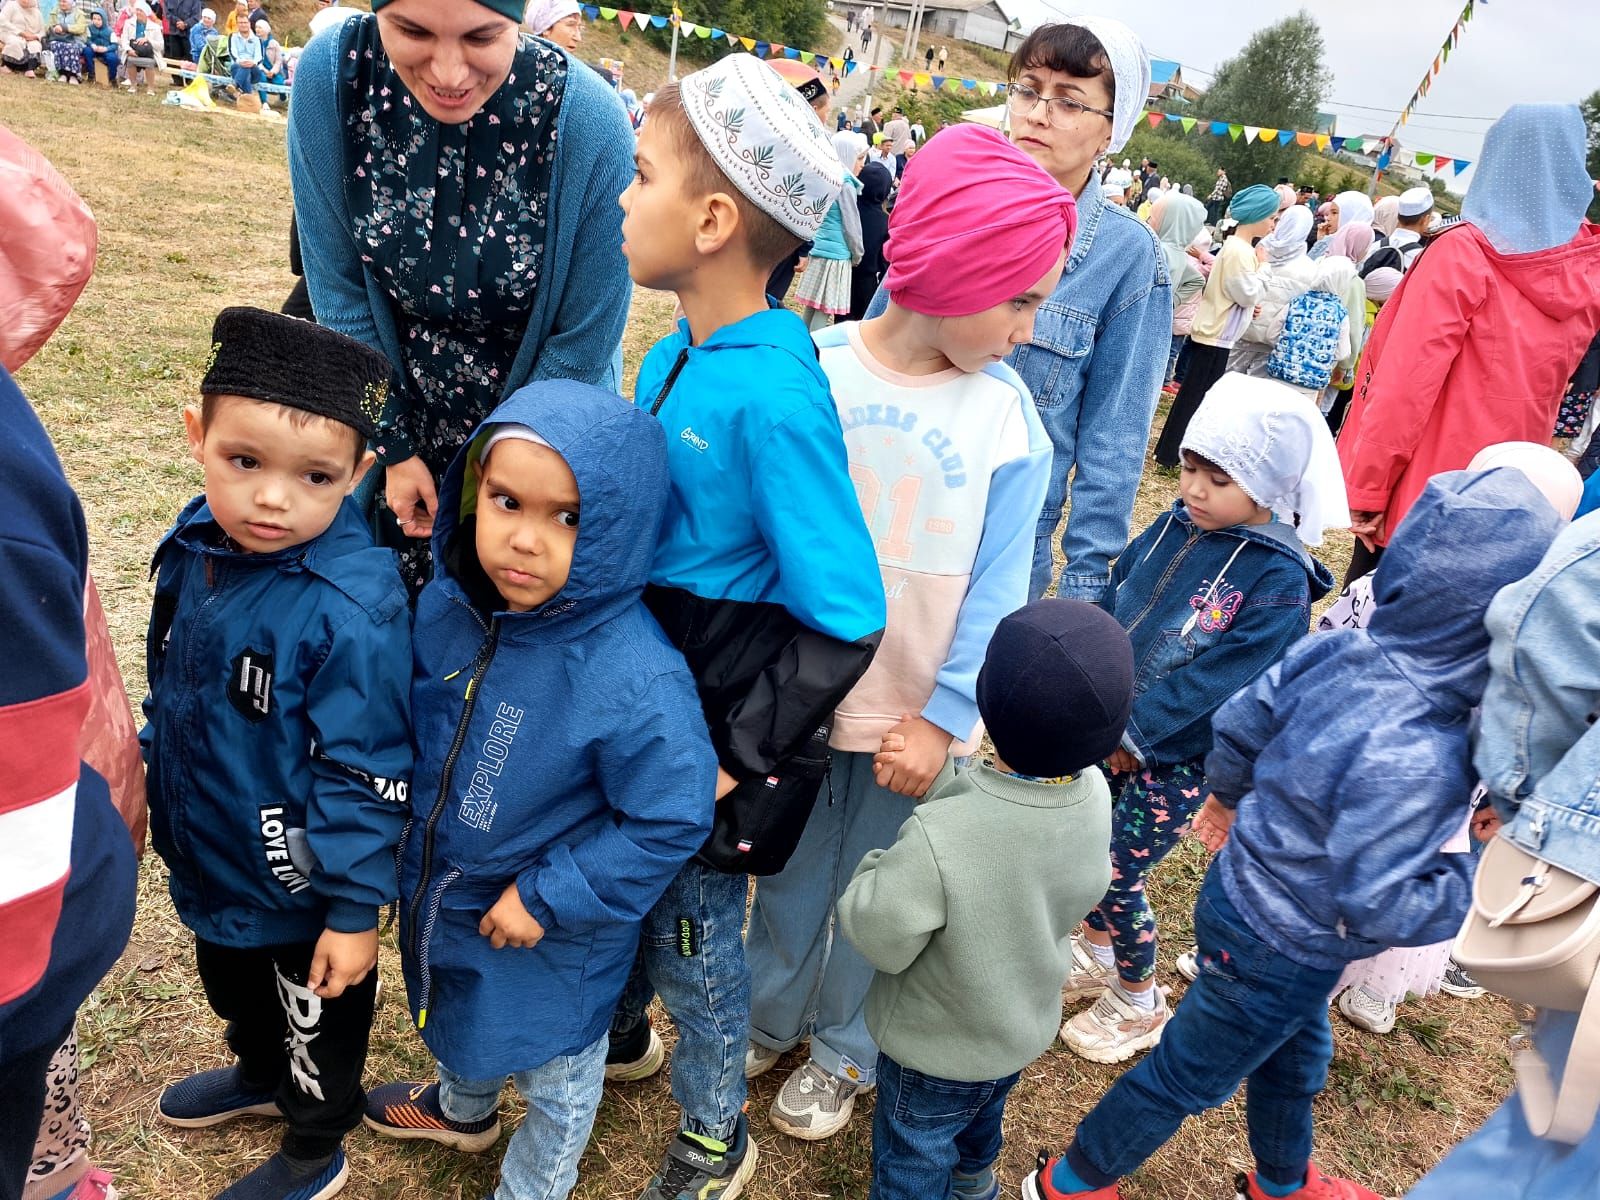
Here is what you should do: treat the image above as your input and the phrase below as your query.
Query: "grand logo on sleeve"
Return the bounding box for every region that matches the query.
[229,648,275,723]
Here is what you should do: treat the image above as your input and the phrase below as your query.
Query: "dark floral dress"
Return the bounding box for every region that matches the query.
[341,21,567,589]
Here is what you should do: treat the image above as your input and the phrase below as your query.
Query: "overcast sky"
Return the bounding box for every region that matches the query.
[1011,0,1597,192]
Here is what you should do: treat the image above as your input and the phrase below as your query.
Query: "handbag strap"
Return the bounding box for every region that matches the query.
[1517,972,1600,1144]
[1488,863,1554,928]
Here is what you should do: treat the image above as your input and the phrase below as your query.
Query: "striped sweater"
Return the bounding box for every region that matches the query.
[0,367,135,1055]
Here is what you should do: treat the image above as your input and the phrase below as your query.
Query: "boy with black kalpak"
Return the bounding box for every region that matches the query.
[144,308,412,1200]
[614,53,886,1200]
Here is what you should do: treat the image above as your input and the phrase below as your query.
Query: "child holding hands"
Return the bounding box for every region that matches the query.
[1061,376,1340,1064]
[840,599,1133,1200]
[745,123,1062,1142]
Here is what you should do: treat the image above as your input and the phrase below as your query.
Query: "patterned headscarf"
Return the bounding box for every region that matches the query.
[1461,103,1593,254]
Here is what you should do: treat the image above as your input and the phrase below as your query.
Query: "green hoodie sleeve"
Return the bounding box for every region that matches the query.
[836,814,946,976]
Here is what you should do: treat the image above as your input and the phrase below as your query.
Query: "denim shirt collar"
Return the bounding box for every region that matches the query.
[1067,170,1108,274]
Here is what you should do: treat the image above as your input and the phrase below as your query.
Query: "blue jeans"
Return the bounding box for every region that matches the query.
[437,1032,607,1200]
[871,1054,1019,1200]
[609,860,749,1142]
[746,750,916,1087]
[231,63,261,93]
[1067,867,1344,1190]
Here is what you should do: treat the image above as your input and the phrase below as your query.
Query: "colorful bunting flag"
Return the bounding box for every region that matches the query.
[1344,138,1363,152]
[1147,112,1163,129]
[1414,152,1434,166]
[1243,125,1261,142]
[932,74,946,88]
[598,6,616,17]
[1295,131,1314,146]
[1453,159,1470,176]
[977,81,995,96]
[739,35,754,49]
[1210,121,1228,136]
[1277,130,1293,144]
[615,10,633,29]
[1181,117,1197,133]
[677,18,694,34]
[1228,123,1243,141]
[651,14,668,27]
[1257,127,1278,143]
[1434,157,1452,172]
[1315,134,1330,151]
[1329,136,1344,152]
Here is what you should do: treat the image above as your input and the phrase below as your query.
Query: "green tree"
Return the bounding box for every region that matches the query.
[1582,89,1600,224]
[636,0,831,70]
[1195,11,1331,188]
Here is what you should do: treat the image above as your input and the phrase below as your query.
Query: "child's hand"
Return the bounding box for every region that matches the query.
[309,927,378,999]
[1105,747,1141,776]
[1190,794,1235,853]
[715,767,739,801]
[480,883,545,950]
[386,456,438,540]
[1471,806,1503,843]
[872,713,951,799]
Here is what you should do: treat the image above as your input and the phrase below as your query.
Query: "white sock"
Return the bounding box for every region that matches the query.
[1114,979,1158,1010]
[1088,939,1116,968]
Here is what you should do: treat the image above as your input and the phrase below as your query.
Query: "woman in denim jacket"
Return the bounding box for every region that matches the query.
[1407,511,1600,1199]
[1059,376,1337,1064]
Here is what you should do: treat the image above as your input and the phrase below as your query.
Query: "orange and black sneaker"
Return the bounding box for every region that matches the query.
[362,1080,500,1152]
[1234,1164,1384,1200]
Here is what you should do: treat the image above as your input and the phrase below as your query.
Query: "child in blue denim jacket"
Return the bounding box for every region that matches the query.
[1060,375,1337,1065]
[1028,466,1563,1200]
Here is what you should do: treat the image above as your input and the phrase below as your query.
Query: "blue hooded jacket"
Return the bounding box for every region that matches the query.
[1103,502,1333,768]
[1206,469,1563,970]
[402,381,715,1079]
[142,495,413,948]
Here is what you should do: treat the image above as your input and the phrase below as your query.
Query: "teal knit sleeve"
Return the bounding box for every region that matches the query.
[527,61,634,391]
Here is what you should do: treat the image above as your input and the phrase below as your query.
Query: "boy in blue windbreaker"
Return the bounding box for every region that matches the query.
[143,308,411,1200]
[1060,376,1337,1066]
[361,382,716,1200]
[1028,467,1563,1200]
[613,54,885,1198]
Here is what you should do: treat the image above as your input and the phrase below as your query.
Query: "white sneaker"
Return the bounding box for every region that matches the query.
[1175,948,1200,983]
[767,1061,862,1141]
[1061,930,1114,1004]
[744,1040,782,1080]
[1060,985,1170,1064]
[1337,985,1398,1035]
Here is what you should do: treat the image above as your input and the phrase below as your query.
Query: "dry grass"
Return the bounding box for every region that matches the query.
[4,69,1514,1200]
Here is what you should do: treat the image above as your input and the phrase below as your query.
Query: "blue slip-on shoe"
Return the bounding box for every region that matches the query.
[158,1066,281,1128]
[213,1150,348,1200]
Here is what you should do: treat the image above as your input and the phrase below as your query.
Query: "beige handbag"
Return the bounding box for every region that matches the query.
[1453,832,1600,1143]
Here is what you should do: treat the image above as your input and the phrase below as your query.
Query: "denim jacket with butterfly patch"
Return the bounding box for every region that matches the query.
[1101,502,1332,769]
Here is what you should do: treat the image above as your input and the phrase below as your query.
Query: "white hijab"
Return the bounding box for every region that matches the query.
[1049,15,1151,154]
[1331,190,1373,232]
[1181,374,1351,545]
[1261,205,1313,265]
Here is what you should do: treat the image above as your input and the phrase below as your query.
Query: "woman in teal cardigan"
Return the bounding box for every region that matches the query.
[288,0,633,588]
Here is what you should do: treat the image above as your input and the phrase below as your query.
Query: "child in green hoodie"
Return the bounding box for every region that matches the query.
[838,599,1132,1200]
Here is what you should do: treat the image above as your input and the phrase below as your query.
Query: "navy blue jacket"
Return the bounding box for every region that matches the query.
[1103,503,1333,768]
[142,496,413,948]
[1208,470,1562,970]
[0,367,136,1061]
[402,381,716,1079]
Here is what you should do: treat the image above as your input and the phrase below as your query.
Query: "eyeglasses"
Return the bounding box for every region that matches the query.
[1006,83,1114,127]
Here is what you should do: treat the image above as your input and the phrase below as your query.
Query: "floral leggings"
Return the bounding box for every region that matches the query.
[1083,759,1207,983]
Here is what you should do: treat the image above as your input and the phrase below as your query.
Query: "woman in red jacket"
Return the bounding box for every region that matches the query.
[1338,103,1600,584]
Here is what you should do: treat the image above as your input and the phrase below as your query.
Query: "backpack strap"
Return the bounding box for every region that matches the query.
[1517,971,1600,1143]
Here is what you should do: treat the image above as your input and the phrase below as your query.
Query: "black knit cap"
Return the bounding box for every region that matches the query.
[200,307,391,440]
[977,599,1134,778]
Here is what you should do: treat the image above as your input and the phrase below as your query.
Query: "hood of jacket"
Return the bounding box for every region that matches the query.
[169,493,404,618]
[1475,221,1600,323]
[1366,467,1563,715]
[1152,502,1335,597]
[431,379,669,641]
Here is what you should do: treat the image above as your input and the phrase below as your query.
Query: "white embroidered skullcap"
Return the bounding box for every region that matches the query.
[1044,15,1151,155]
[1181,374,1351,546]
[678,53,844,239]
[479,423,552,466]
[1397,186,1435,217]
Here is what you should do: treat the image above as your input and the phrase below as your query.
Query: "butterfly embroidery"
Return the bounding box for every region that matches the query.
[1190,587,1244,633]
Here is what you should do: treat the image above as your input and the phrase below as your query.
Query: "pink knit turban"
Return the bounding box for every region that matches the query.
[883,124,1076,318]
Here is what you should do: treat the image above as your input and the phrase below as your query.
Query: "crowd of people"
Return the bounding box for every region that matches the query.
[4,5,1600,1200]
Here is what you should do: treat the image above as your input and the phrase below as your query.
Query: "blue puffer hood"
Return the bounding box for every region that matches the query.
[431,379,669,634]
[1367,467,1563,715]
